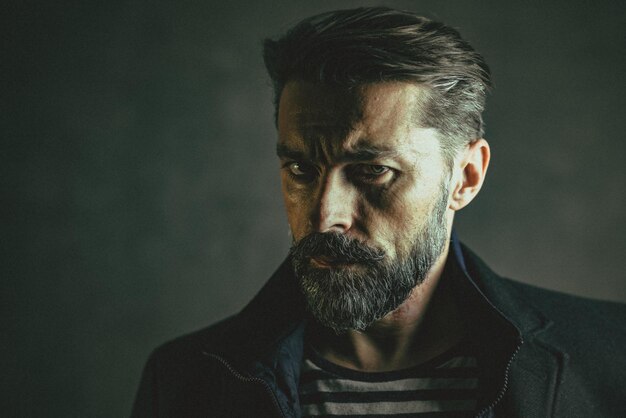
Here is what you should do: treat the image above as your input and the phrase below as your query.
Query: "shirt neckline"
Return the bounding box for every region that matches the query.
[303,336,476,383]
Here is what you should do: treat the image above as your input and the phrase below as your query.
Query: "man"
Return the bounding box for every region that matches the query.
[131,7,625,417]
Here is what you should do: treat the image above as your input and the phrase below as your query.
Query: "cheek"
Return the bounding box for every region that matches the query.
[280,177,311,239]
[361,181,439,254]
[359,196,409,253]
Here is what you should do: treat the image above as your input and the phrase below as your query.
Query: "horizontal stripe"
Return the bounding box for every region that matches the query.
[300,376,478,394]
[302,356,477,372]
[301,356,477,380]
[301,399,477,415]
[301,389,478,404]
[301,365,479,383]
[302,412,474,418]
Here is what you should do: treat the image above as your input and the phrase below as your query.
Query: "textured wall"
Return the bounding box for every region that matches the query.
[3,0,625,416]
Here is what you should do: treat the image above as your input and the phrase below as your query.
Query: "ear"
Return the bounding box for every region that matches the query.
[449,139,490,211]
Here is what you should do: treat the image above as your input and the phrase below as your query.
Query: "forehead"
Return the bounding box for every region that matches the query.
[277,81,436,158]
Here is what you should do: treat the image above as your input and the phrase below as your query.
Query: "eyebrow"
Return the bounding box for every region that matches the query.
[276,143,401,162]
[276,144,306,161]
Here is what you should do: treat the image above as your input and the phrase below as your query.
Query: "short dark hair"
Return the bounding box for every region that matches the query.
[263,7,492,163]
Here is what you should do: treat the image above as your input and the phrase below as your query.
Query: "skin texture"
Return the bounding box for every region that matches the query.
[277,80,490,371]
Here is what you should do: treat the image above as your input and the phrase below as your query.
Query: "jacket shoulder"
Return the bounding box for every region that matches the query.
[461,244,626,336]
[492,274,625,336]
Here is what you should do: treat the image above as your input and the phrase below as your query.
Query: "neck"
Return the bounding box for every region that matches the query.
[309,242,465,372]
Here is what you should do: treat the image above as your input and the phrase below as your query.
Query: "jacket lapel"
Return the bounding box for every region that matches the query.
[460,244,565,417]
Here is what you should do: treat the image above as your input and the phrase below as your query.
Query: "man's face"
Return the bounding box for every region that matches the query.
[277,81,453,332]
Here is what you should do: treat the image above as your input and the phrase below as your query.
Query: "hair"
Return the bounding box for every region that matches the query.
[263,7,492,165]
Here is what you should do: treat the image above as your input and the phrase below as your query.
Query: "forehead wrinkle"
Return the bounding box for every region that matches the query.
[281,125,428,167]
[336,142,402,163]
[287,120,362,165]
[296,114,356,142]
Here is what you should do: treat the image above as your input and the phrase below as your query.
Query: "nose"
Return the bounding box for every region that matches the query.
[314,170,356,233]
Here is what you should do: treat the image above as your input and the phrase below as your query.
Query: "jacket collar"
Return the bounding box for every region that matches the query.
[451,238,562,417]
[455,240,553,338]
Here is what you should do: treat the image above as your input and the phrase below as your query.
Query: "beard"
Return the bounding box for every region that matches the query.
[289,186,449,333]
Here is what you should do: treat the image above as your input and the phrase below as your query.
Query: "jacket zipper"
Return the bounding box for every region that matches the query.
[474,337,524,418]
[204,352,287,418]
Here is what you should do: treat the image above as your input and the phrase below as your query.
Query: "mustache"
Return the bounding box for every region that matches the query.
[290,232,385,264]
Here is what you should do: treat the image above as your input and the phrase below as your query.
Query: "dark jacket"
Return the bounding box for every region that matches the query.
[131,243,626,417]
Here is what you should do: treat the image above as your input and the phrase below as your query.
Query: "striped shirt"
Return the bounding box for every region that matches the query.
[299,344,479,417]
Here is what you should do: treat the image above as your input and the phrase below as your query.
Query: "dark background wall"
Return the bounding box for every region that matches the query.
[3,0,624,416]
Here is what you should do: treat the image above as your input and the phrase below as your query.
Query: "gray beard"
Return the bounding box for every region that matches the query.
[290,187,449,333]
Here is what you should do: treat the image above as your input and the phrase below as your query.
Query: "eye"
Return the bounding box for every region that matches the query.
[284,162,317,182]
[288,162,308,176]
[352,164,394,184]
[361,165,390,175]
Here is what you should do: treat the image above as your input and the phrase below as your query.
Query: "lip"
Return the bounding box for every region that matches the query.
[309,256,353,268]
